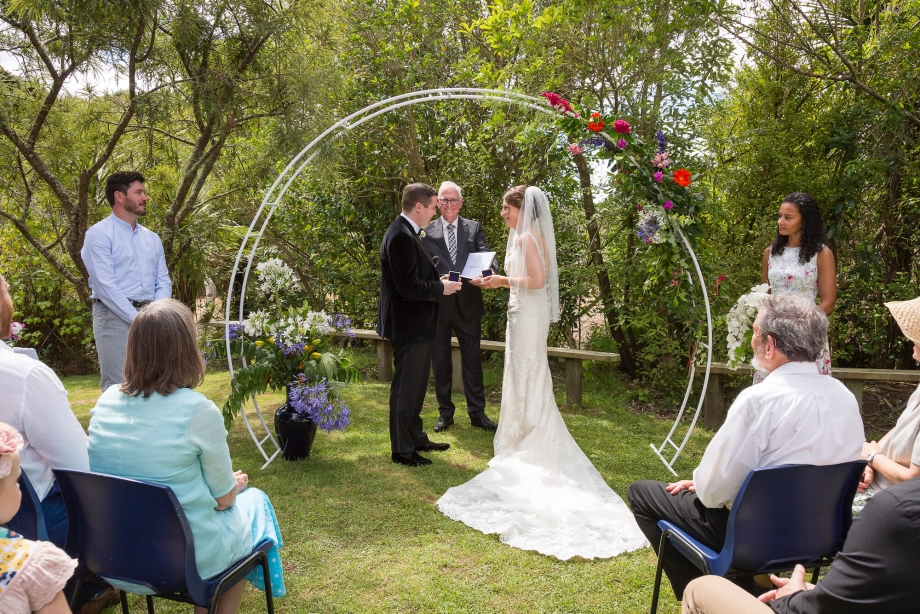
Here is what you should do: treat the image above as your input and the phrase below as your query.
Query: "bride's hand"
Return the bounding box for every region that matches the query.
[480,274,506,289]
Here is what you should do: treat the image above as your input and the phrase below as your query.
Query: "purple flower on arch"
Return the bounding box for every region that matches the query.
[663,200,674,210]
[654,171,663,183]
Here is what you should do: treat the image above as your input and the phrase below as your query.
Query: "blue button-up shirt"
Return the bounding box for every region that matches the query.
[81,214,172,323]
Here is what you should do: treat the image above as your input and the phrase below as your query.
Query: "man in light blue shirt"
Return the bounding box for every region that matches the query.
[81,171,172,390]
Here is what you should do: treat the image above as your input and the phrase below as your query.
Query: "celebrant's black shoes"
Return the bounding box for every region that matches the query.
[433,415,454,432]
[416,442,450,452]
[391,452,432,467]
[470,413,498,432]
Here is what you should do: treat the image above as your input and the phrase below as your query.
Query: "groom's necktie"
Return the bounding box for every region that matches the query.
[447,223,457,264]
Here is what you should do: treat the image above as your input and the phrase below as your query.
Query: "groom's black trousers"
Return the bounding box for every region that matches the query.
[627,480,731,599]
[389,340,434,454]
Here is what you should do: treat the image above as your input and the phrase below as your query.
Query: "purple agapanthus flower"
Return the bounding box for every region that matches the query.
[289,376,350,432]
[636,216,662,243]
[279,340,306,356]
[226,323,242,341]
[579,136,614,151]
[329,313,356,339]
[656,130,666,152]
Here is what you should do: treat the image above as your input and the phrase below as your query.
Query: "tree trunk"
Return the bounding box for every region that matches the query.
[571,149,637,377]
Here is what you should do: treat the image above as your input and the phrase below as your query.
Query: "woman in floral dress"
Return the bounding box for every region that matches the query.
[755,192,836,383]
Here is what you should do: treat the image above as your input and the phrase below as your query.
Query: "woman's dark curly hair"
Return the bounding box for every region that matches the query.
[770,192,829,264]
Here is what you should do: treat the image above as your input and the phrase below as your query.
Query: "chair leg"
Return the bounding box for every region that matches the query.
[120,590,130,614]
[68,578,83,611]
[811,566,821,584]
[145,594,155,614]
[260,552,275,614]
[650,531,669,614]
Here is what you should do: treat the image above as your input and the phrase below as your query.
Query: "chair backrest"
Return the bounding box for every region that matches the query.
[3,471,48,541]
[722,461,866,572]
[53,469,201,597]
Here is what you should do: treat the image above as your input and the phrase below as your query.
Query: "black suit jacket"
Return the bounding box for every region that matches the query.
[377,216,443,344]
[769,476,920,613]
[423,216,498,321]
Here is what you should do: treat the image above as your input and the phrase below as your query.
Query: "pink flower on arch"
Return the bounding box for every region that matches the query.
[613,119,631,134]
[541,91,573,113]
[568,143,584,156]
[663,200,674,210]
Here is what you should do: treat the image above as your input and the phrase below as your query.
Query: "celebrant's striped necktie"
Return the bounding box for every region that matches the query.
[447,223,457,263]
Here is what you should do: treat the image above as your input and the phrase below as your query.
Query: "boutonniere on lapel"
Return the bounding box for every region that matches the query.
[418,230,426,239]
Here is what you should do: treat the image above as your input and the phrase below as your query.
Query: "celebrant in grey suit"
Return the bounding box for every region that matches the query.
[424,181,499,433]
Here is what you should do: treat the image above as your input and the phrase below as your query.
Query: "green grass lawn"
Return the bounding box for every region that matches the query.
[63,354,714,613]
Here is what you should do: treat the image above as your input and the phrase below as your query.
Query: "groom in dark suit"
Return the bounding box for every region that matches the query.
[424,181,498,433]
[378,183,462,467]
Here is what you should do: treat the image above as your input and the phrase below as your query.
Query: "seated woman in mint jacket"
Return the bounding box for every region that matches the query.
[88,299,285,614]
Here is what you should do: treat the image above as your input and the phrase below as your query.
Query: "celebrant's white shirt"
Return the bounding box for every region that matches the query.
[693,361,864,509]
[0,342,89,499]
[439,216,458,237]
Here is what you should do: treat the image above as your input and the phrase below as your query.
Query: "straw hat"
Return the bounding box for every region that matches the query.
[885,297,920,345]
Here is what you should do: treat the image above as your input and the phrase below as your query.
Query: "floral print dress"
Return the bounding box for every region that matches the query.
[753,246,832,383]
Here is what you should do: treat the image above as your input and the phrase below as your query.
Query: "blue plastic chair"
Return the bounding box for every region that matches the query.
[3,471,49,541]
[53,469,275,614]
[650,461,866,613]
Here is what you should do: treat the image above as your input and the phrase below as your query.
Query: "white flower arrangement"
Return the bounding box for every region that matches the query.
[725,283,770,369]
[241,310,334,348]
[256,258,300,296]
[243,309,270,337]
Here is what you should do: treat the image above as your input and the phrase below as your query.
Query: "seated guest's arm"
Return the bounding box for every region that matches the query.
[21,363,89,474]
[861,438,920,487]
[188,399,243,512]
[766,485,920,613]
[692,393,763,508]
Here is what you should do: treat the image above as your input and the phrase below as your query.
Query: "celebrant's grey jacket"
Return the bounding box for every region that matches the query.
[423,216,497,321]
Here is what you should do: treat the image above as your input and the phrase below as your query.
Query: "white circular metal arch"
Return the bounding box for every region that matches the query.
[223,88,712,471]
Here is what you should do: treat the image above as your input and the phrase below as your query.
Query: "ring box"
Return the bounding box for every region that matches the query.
[481,269,493,278]
[448,271,460,282]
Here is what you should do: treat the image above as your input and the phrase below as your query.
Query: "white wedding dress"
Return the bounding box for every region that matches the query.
[437,194,649,560]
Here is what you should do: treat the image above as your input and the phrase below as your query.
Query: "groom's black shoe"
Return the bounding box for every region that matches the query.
[433,415,454,432]
[391,452,432,467]
[416,442,450,452]
[470,413,498,432]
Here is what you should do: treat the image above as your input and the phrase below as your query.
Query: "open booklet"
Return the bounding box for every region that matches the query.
[459,251,497,279]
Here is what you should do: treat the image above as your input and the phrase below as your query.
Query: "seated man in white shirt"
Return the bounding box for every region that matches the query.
[627,293,864,600]
[0,273,90,547]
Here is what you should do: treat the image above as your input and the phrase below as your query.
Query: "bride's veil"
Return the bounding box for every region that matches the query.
[506,186,560,322]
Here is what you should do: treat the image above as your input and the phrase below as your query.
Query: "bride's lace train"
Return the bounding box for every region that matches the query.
[437,229,648,560]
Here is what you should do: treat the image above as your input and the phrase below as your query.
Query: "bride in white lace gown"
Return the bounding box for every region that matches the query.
[436,186,648,560]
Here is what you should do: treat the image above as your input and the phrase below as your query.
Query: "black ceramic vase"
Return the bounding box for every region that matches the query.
[274,384,318,460]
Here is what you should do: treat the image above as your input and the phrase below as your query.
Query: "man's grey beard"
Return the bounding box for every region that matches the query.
[751,339,767,371]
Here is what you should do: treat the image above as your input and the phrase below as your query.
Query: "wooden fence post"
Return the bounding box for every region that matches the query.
[565,358,583,408]
[703,372,725,430]
[451,346,463,393]
[375,340,392,381]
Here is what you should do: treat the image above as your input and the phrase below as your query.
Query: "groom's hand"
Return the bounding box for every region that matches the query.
[441,276,462,295]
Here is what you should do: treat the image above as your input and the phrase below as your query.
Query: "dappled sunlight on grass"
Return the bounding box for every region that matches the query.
[61,356,708,613]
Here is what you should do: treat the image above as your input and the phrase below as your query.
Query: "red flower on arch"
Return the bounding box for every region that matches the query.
[672,168,692,187]
[587,112,605,132]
